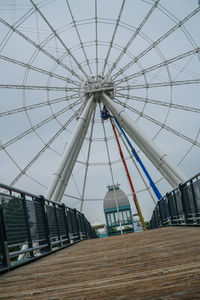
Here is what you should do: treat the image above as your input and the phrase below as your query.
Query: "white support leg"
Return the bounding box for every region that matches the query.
[51,144,78,202]
[45,95,95,201]
[55,127,88,203]
[102,93,186,188]
[52,101,96,203]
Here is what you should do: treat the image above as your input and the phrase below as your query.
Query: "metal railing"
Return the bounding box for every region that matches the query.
[0,183,97,273]
[149,173,200,229]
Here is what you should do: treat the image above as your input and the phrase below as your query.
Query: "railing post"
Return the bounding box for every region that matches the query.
[179,183,188,224]
[166,193,173,225]
[0,202,10,269]
[62,204,70,244]
[190,179,199,224]
[53,203,62,246]
[88,222,92,239]
[38,196,52,251]
[158,201,164,227]
[153,208,157,228]
[83,215,88,239]
[74,209,81,240]
[68,208,74,243]
[21,193,34,257]
[81,214,86,238]
[173,190,180,224]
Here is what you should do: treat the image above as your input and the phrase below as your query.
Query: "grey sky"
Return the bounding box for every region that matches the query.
[0,0,200,224]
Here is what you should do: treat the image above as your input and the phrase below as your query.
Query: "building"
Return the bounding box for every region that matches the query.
[103,184,134,236]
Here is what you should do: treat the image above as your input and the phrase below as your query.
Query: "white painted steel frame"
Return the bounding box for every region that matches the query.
[45,95,95,202]
[102,93,186,188]
[46,91,186,204]
[80,107,97,212]
[1,1,199,208]
[54,101,96,203]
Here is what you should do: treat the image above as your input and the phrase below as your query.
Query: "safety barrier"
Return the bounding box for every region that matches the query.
[0,183,97,273]
[149,173,200,229]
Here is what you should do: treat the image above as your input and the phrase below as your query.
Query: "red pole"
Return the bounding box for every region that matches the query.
[110,118,146,231]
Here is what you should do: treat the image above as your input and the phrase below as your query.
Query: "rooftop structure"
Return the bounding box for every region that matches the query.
[103,185,134,235]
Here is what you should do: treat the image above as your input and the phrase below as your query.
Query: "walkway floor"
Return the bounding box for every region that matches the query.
[0,227,200,299]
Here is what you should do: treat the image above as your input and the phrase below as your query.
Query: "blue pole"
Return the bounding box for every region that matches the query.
[114,117,162,201]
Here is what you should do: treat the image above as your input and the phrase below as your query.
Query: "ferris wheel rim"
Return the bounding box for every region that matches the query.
[0,1,199,217]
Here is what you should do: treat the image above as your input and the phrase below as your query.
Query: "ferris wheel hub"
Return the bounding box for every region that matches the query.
[83,75,114,102]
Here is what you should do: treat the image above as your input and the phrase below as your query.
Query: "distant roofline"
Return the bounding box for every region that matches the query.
[107,183,120,191]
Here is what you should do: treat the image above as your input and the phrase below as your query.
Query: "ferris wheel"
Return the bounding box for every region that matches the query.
[0,0,199,223]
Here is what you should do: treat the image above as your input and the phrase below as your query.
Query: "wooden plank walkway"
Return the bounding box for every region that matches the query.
[0,227,200,299]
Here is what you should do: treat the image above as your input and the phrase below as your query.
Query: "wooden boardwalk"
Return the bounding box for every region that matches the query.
[0,227,200,299]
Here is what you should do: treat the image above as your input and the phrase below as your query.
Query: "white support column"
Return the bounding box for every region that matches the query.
[45,95,94,201]
[52,101,96,203]
[55,126,89,203]
[102,93,186,188]
[51,143,78,202]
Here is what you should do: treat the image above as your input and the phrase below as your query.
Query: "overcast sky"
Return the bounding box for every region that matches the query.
[0,0,200,225]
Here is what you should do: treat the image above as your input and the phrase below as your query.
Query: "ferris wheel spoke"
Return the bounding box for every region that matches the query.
[13,1,53,29]
[116,78,200,91]
[115,92,200,114]
[1,147,23,178]
[0,18,83,83]
[0,99,82,151]
[111,6,200,80]
[25,174,47,189]
[0,0,199,221]
[70,173,82,201]
[178,129,200,167]
[181,27,200,62]
[80,107,96,211]
[101,0,126,76]
[105,0,160,80]
[1,145,47,190]
[66,0,92,76]
[0,84,78,91]
[0,93,79,117]
[114,48,200,85]
[9,107,82,187]
[95,0,98,76]
[157,1,200,57]
[29,0,88,80]
[0,6,36,52]
[0,54,80,86]
[14,7,34,26]
[115,98,200,148]
[0,28,13,53]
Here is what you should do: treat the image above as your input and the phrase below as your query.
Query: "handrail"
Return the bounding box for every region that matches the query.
[0,182,39,198]
[0,183,98,273]
[149,172,200,229]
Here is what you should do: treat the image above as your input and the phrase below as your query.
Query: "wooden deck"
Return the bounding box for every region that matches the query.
[0,227,200,299]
